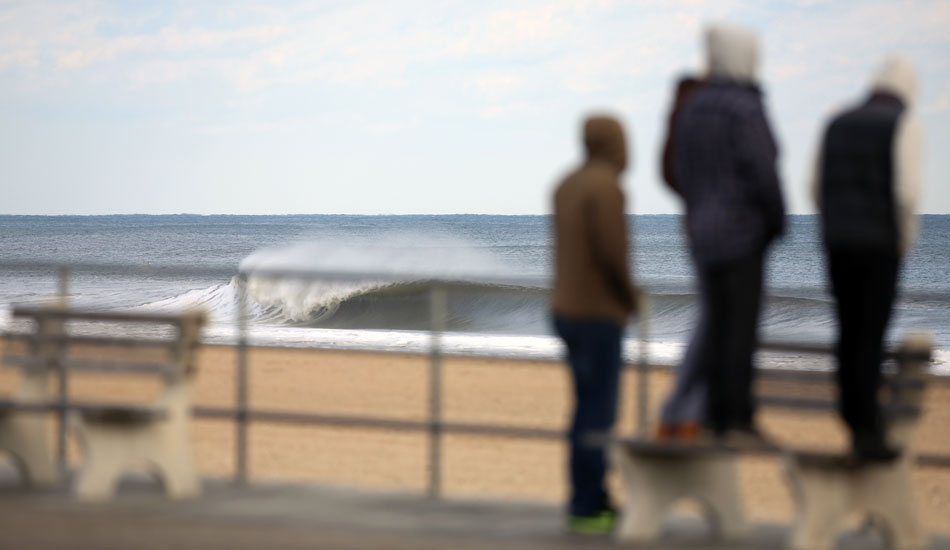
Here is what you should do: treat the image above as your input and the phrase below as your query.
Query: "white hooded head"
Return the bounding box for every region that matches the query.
[871,55,917,107]
[705,22,759,84]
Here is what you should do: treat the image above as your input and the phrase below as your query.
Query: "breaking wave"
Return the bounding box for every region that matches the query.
[128,236,948,373]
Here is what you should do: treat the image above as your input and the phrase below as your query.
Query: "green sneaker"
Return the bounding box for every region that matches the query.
[567,509,617,535]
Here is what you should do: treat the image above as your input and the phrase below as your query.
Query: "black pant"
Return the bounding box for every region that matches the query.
[553,315,622,517]
[697,251,764,433]
[828,247,899,440]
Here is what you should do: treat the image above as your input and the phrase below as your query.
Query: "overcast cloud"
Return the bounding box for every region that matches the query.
[1,0,948,215]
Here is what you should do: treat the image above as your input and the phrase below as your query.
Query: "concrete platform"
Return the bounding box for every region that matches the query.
[0,471,947,549]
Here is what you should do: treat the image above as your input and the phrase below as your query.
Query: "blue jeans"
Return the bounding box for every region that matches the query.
[660,306,708,426]
[553,315,623,517]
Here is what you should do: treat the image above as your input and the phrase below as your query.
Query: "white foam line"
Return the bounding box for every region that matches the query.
[198,324,949,375]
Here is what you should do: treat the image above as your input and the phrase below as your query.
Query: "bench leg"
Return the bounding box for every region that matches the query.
[787,462,848,550]
[150,424,200,499]
[694,457,747,541]
[73,434,128,500]
[73,422,133,501]
[613,447,747,542]
[615,452,667,541]
[860,459,926,550]
[786,456,926,550]
[0,413,57,487]
[73,416,200,500]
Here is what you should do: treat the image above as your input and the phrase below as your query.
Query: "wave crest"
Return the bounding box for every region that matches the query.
[246,276,398,323]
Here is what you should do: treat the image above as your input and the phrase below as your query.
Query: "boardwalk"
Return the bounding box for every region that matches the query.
[1,471,948,550]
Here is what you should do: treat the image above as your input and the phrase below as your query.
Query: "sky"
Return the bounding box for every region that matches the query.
[1,0,949,216]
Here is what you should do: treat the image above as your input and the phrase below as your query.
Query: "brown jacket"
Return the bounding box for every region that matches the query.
[552,117,638,326]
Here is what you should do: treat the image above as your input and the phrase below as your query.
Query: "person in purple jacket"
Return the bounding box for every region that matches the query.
[656,74,707,440]
[671,22,785,441]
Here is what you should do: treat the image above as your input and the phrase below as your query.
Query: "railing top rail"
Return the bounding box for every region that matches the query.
[3,333,178,348]
[759,341,932,363]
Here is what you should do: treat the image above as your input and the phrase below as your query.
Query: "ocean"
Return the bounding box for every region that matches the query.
[0,214,947,373]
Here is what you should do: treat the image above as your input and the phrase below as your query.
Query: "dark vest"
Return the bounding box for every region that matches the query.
[820,93,903,250]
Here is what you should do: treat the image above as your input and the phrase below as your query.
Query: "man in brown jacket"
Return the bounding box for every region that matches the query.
[552,115,638,534]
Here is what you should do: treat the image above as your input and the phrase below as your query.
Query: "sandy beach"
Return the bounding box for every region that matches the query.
[1,341,948,534]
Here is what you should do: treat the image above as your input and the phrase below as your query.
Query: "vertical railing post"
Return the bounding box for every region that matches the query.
[428,283,447,498]
[57,267,70,305]
[235,273,249,484]
[55,267,70,479]
[636,293,651,439]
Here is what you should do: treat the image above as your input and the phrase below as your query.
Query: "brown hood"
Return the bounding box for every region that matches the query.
[552,115,637,325]
[584,116,628,172]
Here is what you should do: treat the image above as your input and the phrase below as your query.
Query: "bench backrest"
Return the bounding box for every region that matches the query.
[756,333,932,421]
[4,307,206,384]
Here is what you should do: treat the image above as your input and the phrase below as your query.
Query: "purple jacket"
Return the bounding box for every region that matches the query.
[673,80,785,265]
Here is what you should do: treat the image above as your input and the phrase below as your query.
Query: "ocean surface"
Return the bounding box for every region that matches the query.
[0,214,947,373]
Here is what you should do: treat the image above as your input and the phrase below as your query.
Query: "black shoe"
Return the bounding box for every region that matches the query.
[852,433,901,463]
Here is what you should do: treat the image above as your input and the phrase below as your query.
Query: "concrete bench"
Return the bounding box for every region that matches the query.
[610,333,932,549]
[0,314,61,487]
[0,307,205,501]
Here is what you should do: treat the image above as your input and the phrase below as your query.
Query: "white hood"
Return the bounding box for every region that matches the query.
[872,55,917,106]
[705,22,759,84]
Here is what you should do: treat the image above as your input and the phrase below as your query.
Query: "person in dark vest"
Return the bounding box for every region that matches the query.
[552,115,638,534]
[813,55,922,461]
[672,22,785,441]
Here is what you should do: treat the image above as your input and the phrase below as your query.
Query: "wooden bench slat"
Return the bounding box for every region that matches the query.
[60,358,174,375]
[757,369,833,382]
[881,402,922,419]
[756,396,920,419]
[12,307,205,326]
[0,399,165,419]
[79,406,166,424]
[0,399,59,414]
[3,333,180,349]
[759,342,836,355]
[2,355,173,375]
[760,341,931,363]
[884,376,927,390]
[608,435,781,457]
[788,451,865,469]
[758,396,838,411]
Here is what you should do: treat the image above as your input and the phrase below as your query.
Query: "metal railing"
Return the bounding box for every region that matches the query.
[1,259,949,498]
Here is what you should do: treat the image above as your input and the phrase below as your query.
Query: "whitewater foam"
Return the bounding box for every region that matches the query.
[246,277,409,323]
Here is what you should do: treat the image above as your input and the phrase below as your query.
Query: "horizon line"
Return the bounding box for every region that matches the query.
[1,212,949,217]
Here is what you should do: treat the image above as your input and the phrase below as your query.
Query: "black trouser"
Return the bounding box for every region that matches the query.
[697,251,764,433]
[828,246,900,441]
